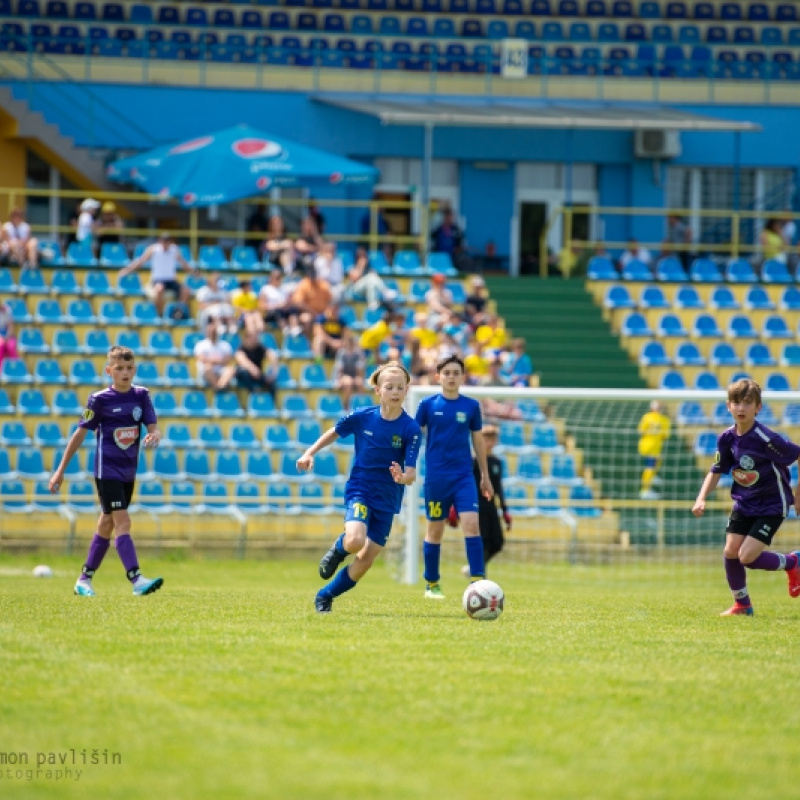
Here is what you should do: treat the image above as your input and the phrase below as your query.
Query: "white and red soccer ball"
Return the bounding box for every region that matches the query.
[462,579,504,621]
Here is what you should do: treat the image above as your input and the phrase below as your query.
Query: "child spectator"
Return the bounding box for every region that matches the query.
[501,339,533,387]
[334,331,366,411]
[230,279,262,335]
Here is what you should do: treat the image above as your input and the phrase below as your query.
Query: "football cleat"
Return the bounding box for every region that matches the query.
[318,540,347,580]
[132,576,164,596]
[424,583,446,600]
[460,565,471,578]
[74,578,96,597]
[720,602,754,616]
[315,594,333,614]
[787,551,800,598]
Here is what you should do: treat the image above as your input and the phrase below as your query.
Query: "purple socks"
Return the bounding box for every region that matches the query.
[115,535,141,582]
[745,551,798,571]
[724,557,751,606]
[81,534,111,580]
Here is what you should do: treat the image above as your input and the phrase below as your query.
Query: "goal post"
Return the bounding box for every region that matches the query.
[398,385,800,584]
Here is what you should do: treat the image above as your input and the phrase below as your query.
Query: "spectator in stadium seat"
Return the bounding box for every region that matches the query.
[501,338,533,387]
[618,239,653,271]
[290,265,333,337]
[0,299,18,366]
[258,268,291,328]
[76,198,100,249]
[194,320,235,390]
[760,218,789,265]
[195,272,233,329]
[313,242,345,296]
[247,204,268,236]
[2,207,39,269]
[264,214,296,272]
[294,215,324,273]
[119,232,193,317]
[94,201,124,249]
[425,274,454,328]
[308,197,326,237]
[313,301,348,360]
[343,247,396,310]
[663,213,693,270]
[464,275,490,329]
[230,278,262,336]
[475,313,507,353]
[217,328,277,398]
[430,206,464,259]
[333,330,366,410]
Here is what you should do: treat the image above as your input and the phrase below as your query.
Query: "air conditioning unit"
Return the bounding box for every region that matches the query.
[634,129,682,159]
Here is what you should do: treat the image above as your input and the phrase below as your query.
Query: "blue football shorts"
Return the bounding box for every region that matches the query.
[344,496,395,547]
[423,474,479,521]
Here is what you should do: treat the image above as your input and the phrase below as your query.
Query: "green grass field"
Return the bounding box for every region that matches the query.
[2,554,800,800]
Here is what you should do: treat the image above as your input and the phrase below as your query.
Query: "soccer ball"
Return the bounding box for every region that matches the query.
[32,565,53,578]
[462,579,504,621]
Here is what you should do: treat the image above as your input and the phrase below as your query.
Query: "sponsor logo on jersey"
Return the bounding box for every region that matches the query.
[113,426,140,450]
[81,408,94,422]
[365,430,373,436]
[456,412,467,423]
[112,408,122,412]
[732,468,759,487]
[132,406,142,422]
[739,455,755,469]
[391,435,402,448]
[714,451,720,464]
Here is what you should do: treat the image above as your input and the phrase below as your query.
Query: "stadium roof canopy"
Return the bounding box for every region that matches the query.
[314,96,761,132]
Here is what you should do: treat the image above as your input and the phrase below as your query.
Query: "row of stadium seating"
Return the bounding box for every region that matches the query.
[604,283,800,310]
[5,0,797,23]
[0,478,602,517]
[31,241,456,276]
[590,257,797,283]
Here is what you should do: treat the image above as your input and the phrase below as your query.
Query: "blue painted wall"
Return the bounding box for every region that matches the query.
[9,82,800,260]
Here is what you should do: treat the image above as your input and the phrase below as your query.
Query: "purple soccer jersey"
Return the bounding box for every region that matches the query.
[711,421,800,516]
[78,385,157,482]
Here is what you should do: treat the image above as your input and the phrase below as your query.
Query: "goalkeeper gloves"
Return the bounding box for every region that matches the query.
[446,505,459,528]
[503,511,512,530]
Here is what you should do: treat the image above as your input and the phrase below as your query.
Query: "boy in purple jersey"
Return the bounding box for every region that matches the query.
[693,379,800,616]
[49,346,164,597]
[297,361,420,614]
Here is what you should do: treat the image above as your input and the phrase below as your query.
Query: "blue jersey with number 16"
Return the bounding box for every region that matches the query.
[415,393,482,481]
[335,406,421,514]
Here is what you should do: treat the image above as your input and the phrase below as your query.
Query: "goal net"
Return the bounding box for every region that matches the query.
[390,385,800,585]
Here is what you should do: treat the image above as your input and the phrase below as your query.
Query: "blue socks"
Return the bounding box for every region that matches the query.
[465,536,485,580]
[334,533,348,557]
[423,541,441,584]
[318,566,357,600]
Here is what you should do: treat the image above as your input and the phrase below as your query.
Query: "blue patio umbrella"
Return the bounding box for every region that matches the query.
[106,125,378,207]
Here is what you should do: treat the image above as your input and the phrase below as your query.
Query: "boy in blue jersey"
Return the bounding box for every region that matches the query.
[297,361,421,614]
[49,346,164,597]
[693,378,800,616]
[415,354,493,599]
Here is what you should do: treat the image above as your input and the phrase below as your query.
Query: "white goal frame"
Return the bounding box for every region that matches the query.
[401,385,800,584]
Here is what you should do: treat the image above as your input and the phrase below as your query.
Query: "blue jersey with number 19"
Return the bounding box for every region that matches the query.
[335,406,421,514]
[415,393,482,481]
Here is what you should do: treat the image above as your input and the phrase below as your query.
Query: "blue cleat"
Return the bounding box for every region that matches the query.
[74,578,95,597]
[132,576,164,596]
[315,594,333,614]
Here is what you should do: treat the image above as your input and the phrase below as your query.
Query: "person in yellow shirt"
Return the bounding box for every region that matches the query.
[638,400,671,500]
[230,279,262,335]
[475,314,507,351]
[463,351,490,385]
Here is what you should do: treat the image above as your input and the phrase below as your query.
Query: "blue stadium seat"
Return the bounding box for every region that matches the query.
[621,312,653,337]
[692,313,723,338]
[745,342,776,366]
[33,299,63,325]
[281,394,313,420]
[727,259,759,284]
[65,299,97,325]
[621,260,653,281]
[652,24,674,43]
[213,392,244,419]
[0,357,32,386]
[676,401,709,425]
[247,394,277,419]
[586,0,607,15]
[569,485,601,518]
[728,315,759,339]
[603,285,636,309]
[18,389,50,417]
[130,302,160,326]
[17,268,48,295]
[762,259,793,283]
[689,258,722,282]
[99,243,128,267]
[264,424,292,451]
[587,256,617,280]
[659,370,687,390]
[744,286,775,310]
[115,272,144,298]
[81,329,111,356]
[708,286,739,311]
[765,372,791,392]
[781,344,800,367]
[709,342,742,367]
[531,424,562,453]
[674,285,704,309]
[674,341,706,366]
[163,362,193,388]
[694,431,717,457]
[34,359,66,386]
[513,454,543,484]
[780,286,800,310]
[0,420,32,447]
[776,4,797,22]
[297,420,323,449]
[534,485,562,515]
[639,285,670,309]
[720,2,742,20]
[762,316,793,339]
[162,423,193,449]
[52,389,82,416]
[656,257,688,282]
[66,241,97,266]
[317,395,344,420]
[665,1,687,18]
[657,313,688,337]
[282,334,313,359]
[300,363,333,390]
[243,452,273,483]
[17,328,48,355]
[183,451,213,481]
[694,371,720,391]
[640,341,671,366]
[0,388,13,414]
[152,392,179,417]
[313,452,341,483]
[153,449,182,481]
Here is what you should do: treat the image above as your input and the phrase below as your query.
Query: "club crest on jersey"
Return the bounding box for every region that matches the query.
[114,426,139,450]
[732,468,759,487]
[739,455,754,470]
[132,406,142,422]
[456,412,467,423]
[81,408,94,422]
[391,435,402,448]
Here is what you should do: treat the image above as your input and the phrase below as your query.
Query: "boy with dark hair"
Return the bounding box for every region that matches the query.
[49,346,164,597]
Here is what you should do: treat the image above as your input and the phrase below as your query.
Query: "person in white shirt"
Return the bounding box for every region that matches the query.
[2,207,39,269]
[119,232,193,316]
[313,242,344,296]
[258,268,291,327]
[618,239,653,270]
[195,272,234,330]
[76,198,100,247]
[193,320,235,390]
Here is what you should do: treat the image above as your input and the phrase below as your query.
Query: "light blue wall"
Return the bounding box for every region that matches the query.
[10,82,800,261]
